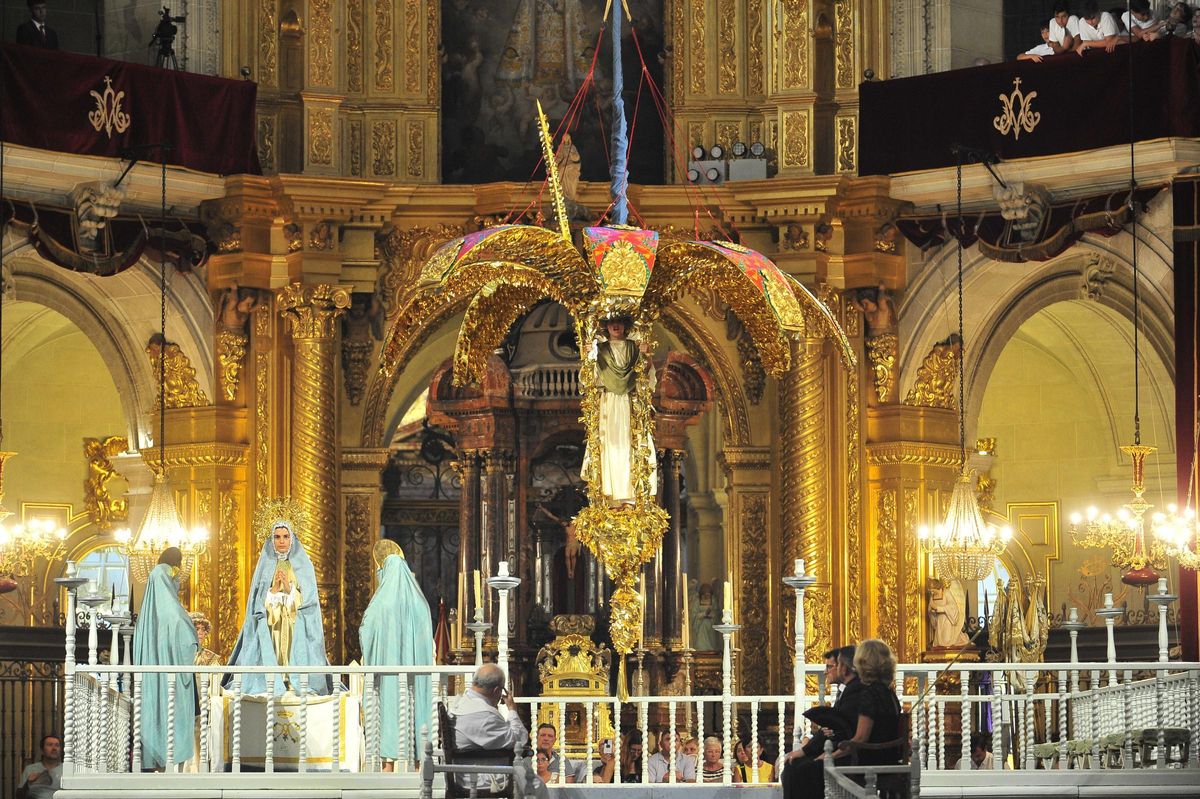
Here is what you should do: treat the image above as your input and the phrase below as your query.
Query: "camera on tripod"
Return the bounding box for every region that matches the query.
[149,6,186,69]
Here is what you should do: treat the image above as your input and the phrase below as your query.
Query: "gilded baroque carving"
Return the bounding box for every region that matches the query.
[903,335,961,410]
[845,378,862,638]
[783,110,809,169]
[865,332,898,404]
[375,224,465,317]
[341,295,382,406]
[255,352,270,504]
[836,115,856,173]
[257,115,276,173]
[343,493,373,661]
[257,0,278,88]
[747,0,763,95]
[216,330,249,402]
[309,220,337,251]
[372,119,397,176]
[308,0,334,86]
[834,0,854,90]
[426,0,439,102]
[83,436,128,531]
[348,0,364,93]
[407,120,424,178]
[781,0,809,89]
[671,0,685,101]
[404,0,421,93]
[216,490,240,657]
[375,0,395,90]
[717,122,740,151]
[688,121,704,147]
[1079,253,1117,300]
[718,0,737,93]
[147,338,209,409]
[196,489,213,629]
[142,444,250,471]
[308,109,334,166]
[902,489,921,659]
[723,310,765,405]
[349,118,363,177]
[689,0,706,94]
[740,493,770,692]
[867,442,963,468]
[876,489,900,650]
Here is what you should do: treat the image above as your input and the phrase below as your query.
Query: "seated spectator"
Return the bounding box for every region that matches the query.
[647,728,696,783]
[700,736,741,783]
[967,731,995,770]
[1018,24,1055,61]
[535,750,572,784]
[1165,2,1194,35]
[682,733,699,759]
[735,739,775,783]
[1048,2,1081,53]
[620,730,645,782]
[589,738,617,783]
[16,734,61,799]
[449,664,528,791]
[1076,1,1123,52]
[1123,0,1166,39]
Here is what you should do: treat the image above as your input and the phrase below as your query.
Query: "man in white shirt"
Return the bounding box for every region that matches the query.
[451,664,529,791]
[1122,0,1165,39]
[16,734,61,799]
[1076,1,1123,52]
[647,728,697,783]
[1048,2,1080,53]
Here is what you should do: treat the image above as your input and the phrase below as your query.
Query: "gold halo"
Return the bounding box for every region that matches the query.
[373,538,404,569]
[252,496,311,545]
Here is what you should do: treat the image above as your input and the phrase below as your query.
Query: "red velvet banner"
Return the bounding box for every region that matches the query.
[1,43,260,175]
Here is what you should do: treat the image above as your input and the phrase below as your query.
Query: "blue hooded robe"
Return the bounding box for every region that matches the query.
[360,553,435,761]
[226,522,331,695]
[132,562,199,768]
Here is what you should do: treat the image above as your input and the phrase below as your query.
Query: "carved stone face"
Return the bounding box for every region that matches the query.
[272,525,292,554]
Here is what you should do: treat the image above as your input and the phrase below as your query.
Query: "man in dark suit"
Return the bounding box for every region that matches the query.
[780,645,863,799]
[16,1,59,50]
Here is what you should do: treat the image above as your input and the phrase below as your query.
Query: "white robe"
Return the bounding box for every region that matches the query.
[583,339,657,504]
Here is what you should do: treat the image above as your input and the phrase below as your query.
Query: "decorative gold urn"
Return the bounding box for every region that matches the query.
[535,615,616,759]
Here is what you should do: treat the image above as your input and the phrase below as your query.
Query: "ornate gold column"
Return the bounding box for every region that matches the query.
[781,338,831,661]
[279,283,351,660]
[719,446,773,692]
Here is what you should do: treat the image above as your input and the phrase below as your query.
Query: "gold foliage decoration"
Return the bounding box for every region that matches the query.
[904,336,961,409]
[216,329,249,402]
[252,496,312,546]
[83,435,128,531]
[147,338,209,408]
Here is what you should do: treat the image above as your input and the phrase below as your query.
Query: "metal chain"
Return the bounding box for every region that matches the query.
[1128,0,1141,446]
[956,154,965,464]
[159,154,167,467]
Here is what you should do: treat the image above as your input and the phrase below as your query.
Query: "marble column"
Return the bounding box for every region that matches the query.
[456,450,482,628]
[278,283,351,658]
[662,450,684,649]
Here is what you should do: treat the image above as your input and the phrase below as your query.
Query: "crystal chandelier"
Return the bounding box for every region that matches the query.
[1069,444,1168,585]
[115,150,206,588]
[0,514,69,579]
[916,148,1011,582]
[1148,411,1200,569]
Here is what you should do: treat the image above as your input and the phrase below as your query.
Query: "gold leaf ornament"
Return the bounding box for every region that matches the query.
[252,496,312,545]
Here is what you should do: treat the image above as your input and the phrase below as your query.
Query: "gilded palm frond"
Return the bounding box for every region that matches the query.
[453,281,549,386]
[645,240,806,376]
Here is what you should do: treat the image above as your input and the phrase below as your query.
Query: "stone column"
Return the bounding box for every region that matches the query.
[781,338,831,662]
[279,283,351,658]
[456,451,482,628]
[481,450,511,626]
[662,450,684,649]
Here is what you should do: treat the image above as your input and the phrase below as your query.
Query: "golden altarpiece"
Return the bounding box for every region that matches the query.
[5,2,971,700]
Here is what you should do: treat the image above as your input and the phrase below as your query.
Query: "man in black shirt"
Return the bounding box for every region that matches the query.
[16,1,58,49]
[780,645,860,799]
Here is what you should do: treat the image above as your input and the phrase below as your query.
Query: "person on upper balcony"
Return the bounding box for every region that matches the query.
[1075,1,1124,53]
[15,1,58,49]
[1123,0,1167,39]
[1047,2,1080,54]
[1017,24,1055,62]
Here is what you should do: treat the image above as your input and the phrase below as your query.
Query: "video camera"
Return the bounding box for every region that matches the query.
[149,6,186,68]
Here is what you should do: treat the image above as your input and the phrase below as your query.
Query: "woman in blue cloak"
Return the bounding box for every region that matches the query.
[132,547,199,769]
[226,519,331,695]
[360,539,435,768]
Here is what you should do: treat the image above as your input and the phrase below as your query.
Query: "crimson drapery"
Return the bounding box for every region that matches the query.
[1,43,259,175]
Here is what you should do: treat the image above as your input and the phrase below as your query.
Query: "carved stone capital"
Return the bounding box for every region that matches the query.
[278,284,352,340]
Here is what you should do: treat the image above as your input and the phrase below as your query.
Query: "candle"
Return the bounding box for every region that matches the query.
[639,579,647,649]
[473,569,482,610]
[681,572,690,649]
[65,560,77,578]
[1104,592,1113,608]
[794,559,805,576]
[498,561,509,578]
[724,573,733,610]
[1068,607,1079,623]
[1157,578,1168,595]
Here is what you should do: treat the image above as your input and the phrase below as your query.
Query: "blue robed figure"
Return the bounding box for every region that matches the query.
[360,539,435,765]
[226,519,331,695]
[132,549,199,769]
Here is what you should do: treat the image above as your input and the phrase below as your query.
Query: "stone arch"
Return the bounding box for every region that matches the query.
[4,238,215,447]
[898,229,1174,443]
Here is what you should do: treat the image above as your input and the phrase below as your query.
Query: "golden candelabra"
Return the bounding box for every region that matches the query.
[0,451,70,578]
[1149,505,1200,570]
[1069,444,1168,586]
[114,472,207,585]
[918,469,1011,582]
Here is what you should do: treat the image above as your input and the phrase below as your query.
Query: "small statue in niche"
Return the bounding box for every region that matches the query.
[216,286,260,334]
[928,577,969,650]
[853,284,897,337]
[688,578,721,652]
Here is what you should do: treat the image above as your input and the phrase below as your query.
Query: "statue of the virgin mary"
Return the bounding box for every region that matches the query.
[226,499,331,695]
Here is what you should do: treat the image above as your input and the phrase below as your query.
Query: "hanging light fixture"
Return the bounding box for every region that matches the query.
[116,147,206,586]
[1068,30,1169,587]
[917,148,1012,582]
[0,134,69,584]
